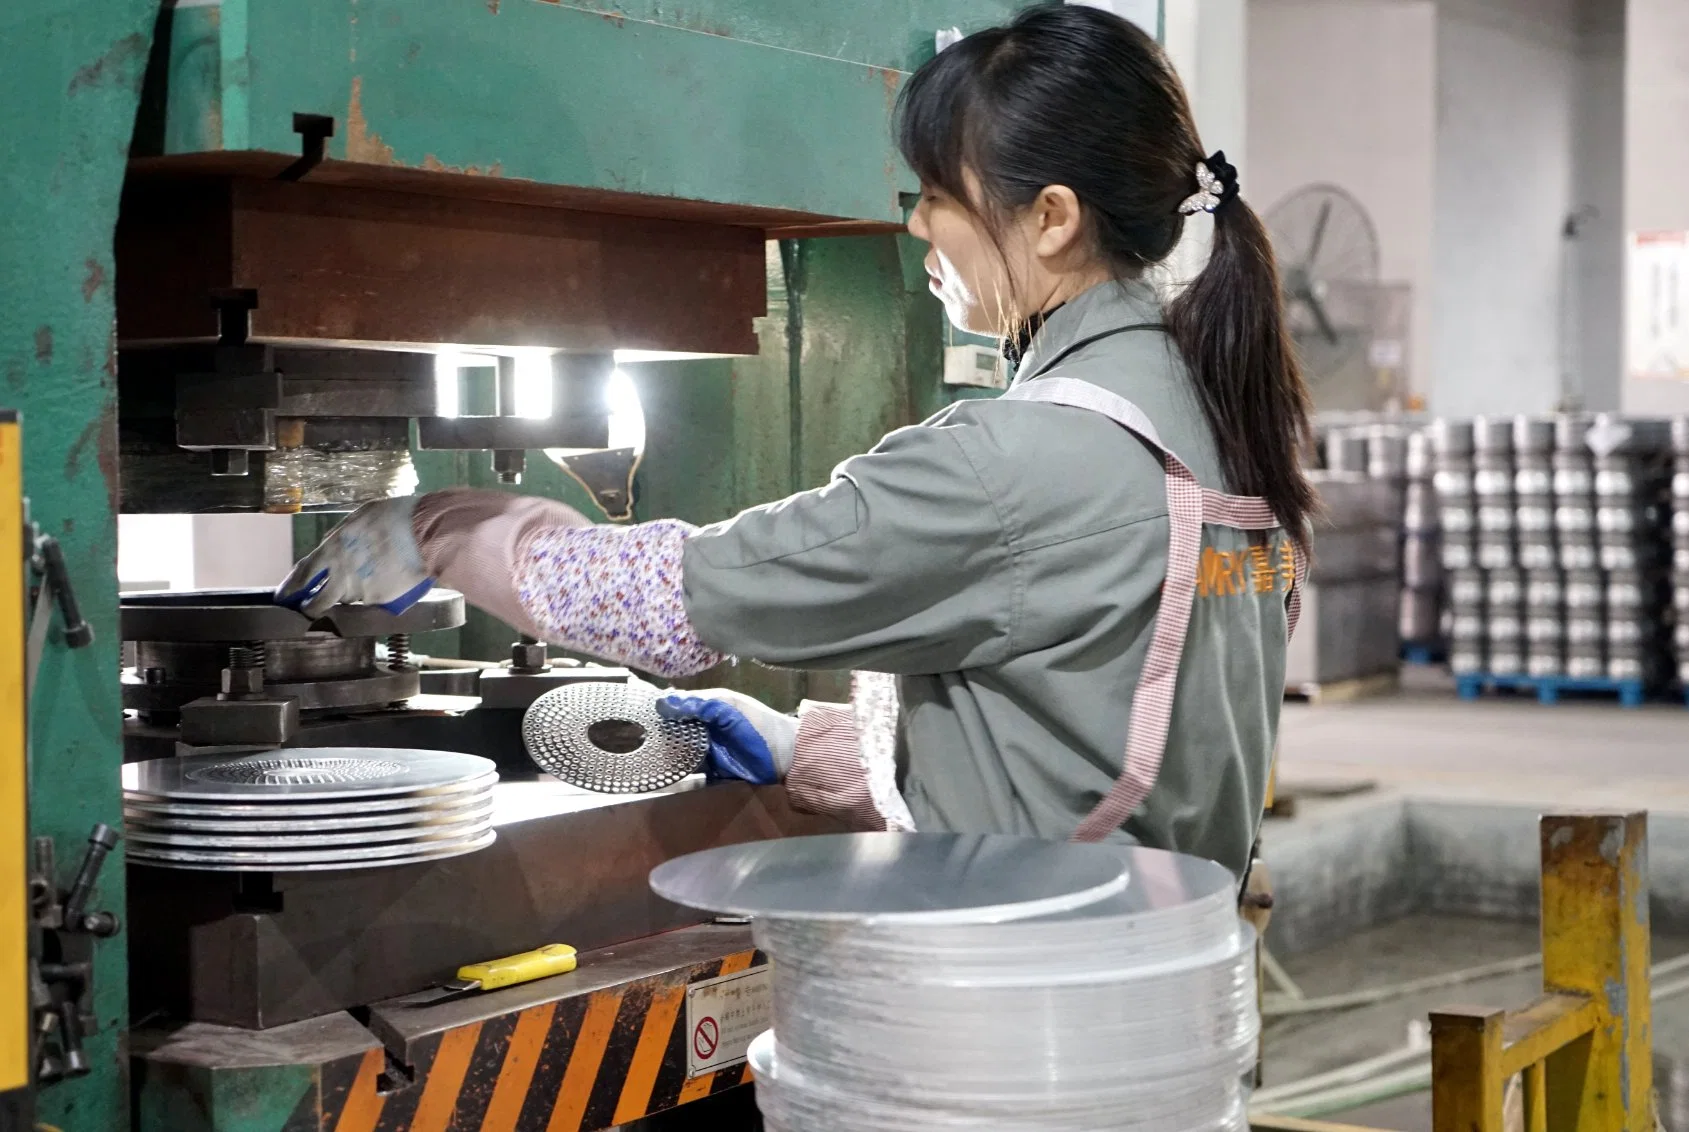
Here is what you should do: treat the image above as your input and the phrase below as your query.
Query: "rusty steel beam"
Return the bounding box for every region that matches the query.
[116,176,768,355]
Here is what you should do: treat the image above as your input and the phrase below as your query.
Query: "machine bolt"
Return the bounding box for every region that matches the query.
[492,449,526,484]
[510,636,548,675]
[387,634,412,670]
[220,667,265,697]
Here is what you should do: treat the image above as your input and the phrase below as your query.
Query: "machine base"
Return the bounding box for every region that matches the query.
[132,924,764,1132]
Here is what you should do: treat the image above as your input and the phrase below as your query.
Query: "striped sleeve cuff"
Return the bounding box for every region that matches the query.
[784,701,887,832]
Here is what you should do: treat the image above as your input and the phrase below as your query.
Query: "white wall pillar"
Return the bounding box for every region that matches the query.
[1622,0,1689,413]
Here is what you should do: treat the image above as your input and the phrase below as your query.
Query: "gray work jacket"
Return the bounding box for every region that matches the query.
[681,280,1289,876]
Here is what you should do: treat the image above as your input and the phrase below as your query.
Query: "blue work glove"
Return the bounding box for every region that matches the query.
[273,497,433,620]
[656,689,798,786]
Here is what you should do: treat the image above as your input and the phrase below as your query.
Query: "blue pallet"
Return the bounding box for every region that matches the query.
[1456,673,1645,708]
[1400,643,1447,666]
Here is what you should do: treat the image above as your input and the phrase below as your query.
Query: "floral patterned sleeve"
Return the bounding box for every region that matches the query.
[512,520,726,679]
[411,490,725,679]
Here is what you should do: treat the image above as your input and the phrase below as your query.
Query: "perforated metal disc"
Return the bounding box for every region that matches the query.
[123,813,492,849]
[522,682,709,793]
[124,796,494,835]
[123,749,496,802]
[127,828,497,872]
[120,772,498,818]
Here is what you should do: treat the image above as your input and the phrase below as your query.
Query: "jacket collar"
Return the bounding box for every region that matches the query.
[1011,279,1166,385]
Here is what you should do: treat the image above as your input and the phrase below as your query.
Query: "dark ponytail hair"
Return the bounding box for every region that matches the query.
[895,3,1316,549]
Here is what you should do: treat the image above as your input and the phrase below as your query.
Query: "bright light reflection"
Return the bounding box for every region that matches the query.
[513,351,554,419]
[433,353,465,419]
[606,368,646,453]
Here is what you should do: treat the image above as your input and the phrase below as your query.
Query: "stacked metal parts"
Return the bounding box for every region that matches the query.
[655,836,1256,1132]
[1436,413,1676,694]
[1434,420,1481,674]
[122,748,497,870]
[1594,415,1674,683]
[1676,419,1689,688]
[1553,413,1598,678]
[1398,427,1442,653]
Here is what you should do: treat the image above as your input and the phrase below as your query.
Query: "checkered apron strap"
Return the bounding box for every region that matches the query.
[1000,377,1296,842]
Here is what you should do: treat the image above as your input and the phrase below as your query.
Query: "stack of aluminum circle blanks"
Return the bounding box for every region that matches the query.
[1590,415,1673,682]
[1526,568,1565,678]
[123,748,497,871]
[1473,416,1516,571]
[1513,418,1559,675]
[1554,414,1598,571]
[1554,414,1600,677]
[1433,419,1476,574]
[1435,419,1481,674]
[1564,569,1607,679]
[652,835,1254,1132]
[1399,427,1442,649]
[1447,569,1485,676]
[1484,565,1524,677]
[1513,418,1556,570]
[1674,418,1689,687]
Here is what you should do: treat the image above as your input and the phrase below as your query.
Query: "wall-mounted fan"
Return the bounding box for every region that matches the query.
[1264,184,1384,410]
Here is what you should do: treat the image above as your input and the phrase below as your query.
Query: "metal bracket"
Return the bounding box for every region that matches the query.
[554,447,641,521]
[280,113,336,182]
[29,826,121,1085]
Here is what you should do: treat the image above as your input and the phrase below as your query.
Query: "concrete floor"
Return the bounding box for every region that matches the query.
[1266,669,1689,1129]
[1278,666,1689,814]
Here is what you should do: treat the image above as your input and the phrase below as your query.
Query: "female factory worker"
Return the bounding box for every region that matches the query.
[278,3,1312,879]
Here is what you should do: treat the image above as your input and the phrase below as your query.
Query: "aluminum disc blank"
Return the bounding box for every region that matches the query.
[123,748,496,802]
[121,771,498,817]
[123,796,493,834]
[522,682,709,793]
[128,829,497,872]
[124,814,492,849]
[650,833,1132,925]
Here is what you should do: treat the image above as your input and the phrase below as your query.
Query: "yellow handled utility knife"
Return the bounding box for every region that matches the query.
[407,943,578,1006]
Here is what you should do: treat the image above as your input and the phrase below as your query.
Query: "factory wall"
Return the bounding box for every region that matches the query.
[1622,0,1689,413]
[1246,0,1437,401]
[1248,0,1625,418]
[1432,0,1624,417]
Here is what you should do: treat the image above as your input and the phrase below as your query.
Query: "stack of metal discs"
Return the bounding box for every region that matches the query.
[1554,414,1601,678]
[1484,565,1524,677]
[123,748,498,871]
[1591,415,1673,682]
[1526,569,1565,678]
[654,836,1255,1132]
[1434,420,1480,674]
[1399,428,1442,650]
[1473,416,1516,571]
[1674,418,1689,687]
[1433,419,1476,574]
[1513,418,1559,676]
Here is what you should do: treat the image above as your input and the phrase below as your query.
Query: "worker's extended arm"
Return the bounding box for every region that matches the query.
[280,414,1012,679]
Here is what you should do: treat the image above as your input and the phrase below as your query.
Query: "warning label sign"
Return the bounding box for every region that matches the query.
[684,965,771,1078]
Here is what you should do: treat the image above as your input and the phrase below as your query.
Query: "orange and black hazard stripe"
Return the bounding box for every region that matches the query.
[299,947,766,1132]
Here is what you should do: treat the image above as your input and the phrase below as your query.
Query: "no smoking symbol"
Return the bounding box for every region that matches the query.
[693,1016,720,1060]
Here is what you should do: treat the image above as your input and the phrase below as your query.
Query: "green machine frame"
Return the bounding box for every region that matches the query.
[3,0,1161,1127]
